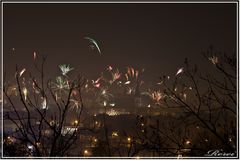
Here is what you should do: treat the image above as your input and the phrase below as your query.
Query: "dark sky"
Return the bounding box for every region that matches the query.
[3,3,237,82]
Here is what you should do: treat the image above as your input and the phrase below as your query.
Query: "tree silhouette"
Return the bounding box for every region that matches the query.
[3,55,87,156]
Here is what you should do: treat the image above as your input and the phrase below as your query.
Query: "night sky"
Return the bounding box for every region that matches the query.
[3,3,236,82]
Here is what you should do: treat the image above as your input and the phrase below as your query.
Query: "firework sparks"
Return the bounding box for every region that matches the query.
[33,51,37,60]
[84,37,102,55]
[125,74,129,81]
[55,93,59,101]
[94,77,102,84]
[130,67,134,77]
[23,87,28,101]
[41,97,47,109]
[117,81,122,85]
[126,87,134,95]
[70,99,80,109]
[109,103,115,107]
[126,67,141,82]
[107,65,113,71]
[7,85,18,96]
[157,80,163,85]
[59,64,74,76]
[135,70,139,80]
[52,76,69,93]
[101,89,106,95]
[32,81,40,94]
[176,67,184,76]
[112,69,121,83]
[183,93,187,100]
[19,68,26,77]
[151,90,163,104]
[124,81,131,85]
[92,77,102,88]
[141,91,151,97]
[103,101,107,107]
[127,67,135,78]
[208,56,218,65]
[94,83,101,88]
[104,66,122,84]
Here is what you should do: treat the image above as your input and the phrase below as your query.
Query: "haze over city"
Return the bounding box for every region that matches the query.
[2,2,237,158]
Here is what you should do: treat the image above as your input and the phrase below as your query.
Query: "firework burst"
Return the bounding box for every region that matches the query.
[59,64,74,76]
[176,67,184,76]
[84,37,102,55]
